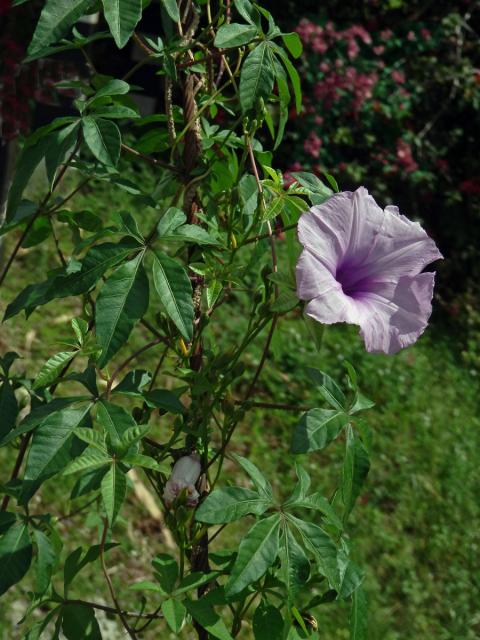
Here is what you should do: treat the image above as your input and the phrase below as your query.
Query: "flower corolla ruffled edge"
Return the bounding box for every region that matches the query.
[295,187,443,354]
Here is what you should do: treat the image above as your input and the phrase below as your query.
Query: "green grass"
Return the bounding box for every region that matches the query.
[0,168,479,639]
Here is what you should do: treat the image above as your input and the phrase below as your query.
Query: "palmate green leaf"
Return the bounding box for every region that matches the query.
[307,368,347,410]
[337,550,364,600]
[252,603,284,640]
[82,116,121,167]
[196,487,271,524]
[156,207,186,236]
[6,132,53,220]
[3,240,141,321]
[45,121,80,188]
[162,598,186,633]
[287,492,343,531]
[291,171,333,203]
[270,42,302,113]
[64,543,119,593]
[281,32,302,59]
[91,104,140,120]
[240,42,275,112]
[33,351,77,390]
[0,397,82,447]
[144,389,185,414]
[96,401,137,450]
[350,586,368,640]
[21,404,92,503]
[56,240,141,297]
[102,0,142,48]
[113,369,151,396]
[291,408,349,454]
[231,454,273,500]
[86,79,130,105]
[184,598,234,640]
[161,0,180,21]
[62,603,102,640]
[0,381,19,441]
[0,522,33,596]
[273,60,290,150]
[95,253,149,367]
[162,224,220,246]
[101,463,127,525]
[342,425,370,521]
[287,515,339,589]
[33,529,57,594]
[225,514,281,597]
[152,553,178,593]
[123,453,168,472]
[119,424,150,448]
[27,0,95,55]
[281,526,310,602]
[214,23,258,48]
[152,251,194,341]
[63,449,110,475]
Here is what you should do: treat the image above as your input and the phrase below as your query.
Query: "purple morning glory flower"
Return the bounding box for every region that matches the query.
[296,187,443,354]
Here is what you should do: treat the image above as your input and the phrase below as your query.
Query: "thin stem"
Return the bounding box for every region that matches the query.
[105,338,165,396]
[121,143,182,174]
[207,523,227,545]
[100,518,138,639]
[0,139,80,288]
[242,222,297,246]
[235,400,309,412]
[63,599,163,620]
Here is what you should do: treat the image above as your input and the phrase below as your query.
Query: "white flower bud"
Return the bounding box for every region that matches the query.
[163,453,201,508]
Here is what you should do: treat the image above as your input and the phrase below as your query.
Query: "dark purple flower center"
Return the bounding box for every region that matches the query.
[336,260,374,299]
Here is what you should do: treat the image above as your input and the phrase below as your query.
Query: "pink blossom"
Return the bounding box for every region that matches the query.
[396,139,418,173]
[391,70,406,84]
[373,45,385,55]
[295,188,442,354]
[380,29,393,41]
[304,131,322,158]
[420,28,431,40]
[407,31,416,41]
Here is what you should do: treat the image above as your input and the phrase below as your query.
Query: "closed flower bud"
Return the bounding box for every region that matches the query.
[163,453,201,508]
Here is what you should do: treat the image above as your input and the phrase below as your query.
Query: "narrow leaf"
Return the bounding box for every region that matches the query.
[152,251,194,341]
[196,487,270,524]
[82,116,121,167]
[33,351,76,390]
[95,254,149,367]
[28,0,94,55]
[101,463,127,525]
[240,42,275,112]
[291,408,349,454]
[0,523,32,596]
[342,425,370,520]
[225,514,281,597]
[102,0,142,48]
[350,586,368,640]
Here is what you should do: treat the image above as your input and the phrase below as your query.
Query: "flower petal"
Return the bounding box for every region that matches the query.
[355,202,443,281]
[304,286,365,326]
[357,272,436,354]
[296,248,342,301]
